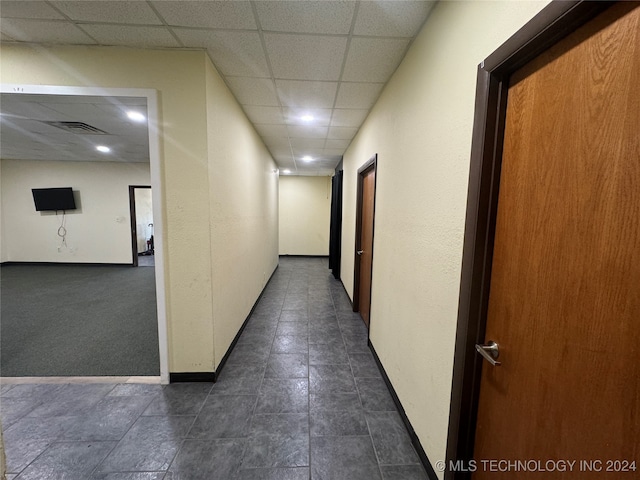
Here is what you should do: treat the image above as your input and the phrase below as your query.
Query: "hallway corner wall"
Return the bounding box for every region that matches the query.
[279,175,332,256]
[204,58,279,370]
[0,45,216,374]
[339,1,550,477]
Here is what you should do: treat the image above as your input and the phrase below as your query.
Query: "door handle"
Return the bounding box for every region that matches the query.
[357,250,364,255]
[475,341,501,366]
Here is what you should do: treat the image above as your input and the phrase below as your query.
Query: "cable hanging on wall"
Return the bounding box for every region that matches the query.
[57,210,68,248]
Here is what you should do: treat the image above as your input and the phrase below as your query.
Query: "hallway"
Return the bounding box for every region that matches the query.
[2,257,426,479]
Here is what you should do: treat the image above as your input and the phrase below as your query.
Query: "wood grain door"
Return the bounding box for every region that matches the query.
[473,4,640,478]
[355,162,376,328]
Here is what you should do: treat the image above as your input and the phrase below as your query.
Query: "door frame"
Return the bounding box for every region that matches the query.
[446,1,616,478]
[129,185,152,267]
[352,154,378,322]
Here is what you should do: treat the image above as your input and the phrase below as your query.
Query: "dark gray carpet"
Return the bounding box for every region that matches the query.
[1,264,159,377]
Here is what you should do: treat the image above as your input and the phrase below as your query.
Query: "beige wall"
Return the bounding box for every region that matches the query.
[340,1,550,475]
[1,159,150,263]
[279,175,331,256]
[0,45,278,373]
[205,59,279,369]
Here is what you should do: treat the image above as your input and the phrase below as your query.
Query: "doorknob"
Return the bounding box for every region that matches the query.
[475,341,501,366]
[357,250,364,255]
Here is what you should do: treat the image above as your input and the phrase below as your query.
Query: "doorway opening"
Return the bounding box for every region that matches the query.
[130,186,154,267]
[0,84,169,383]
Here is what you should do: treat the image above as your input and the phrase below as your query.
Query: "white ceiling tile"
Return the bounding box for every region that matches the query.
[274,155,295,165]
[269,145,293,158]
[263,136,291,149]
[265,33,347,81]
[93,103,145,121]
[40,102,106,120]
[275,80,338,109]
[255,1,356,35]
[81,25,179,48]
[242,106,285,125]
[51,1,162,25]
[354,1,435,37]
[323,148,346,157]
[290,138,326,150]
[295,158,326,169]
[225,77,279,106]
[328,126,358,140]
[330,109,369,127]
[0,102,68,121]
[335,82,385,109]
[325,138,351,150]
[254,124,289,138]
[151,1,256,30]
[1,1,65,20]
[283,108,332,127]
[279,164,297,171]
[342,37,410,82]
[298,151,318,160]
[0,19,96,44]
[174,29,270,78]
[288,125,328,139]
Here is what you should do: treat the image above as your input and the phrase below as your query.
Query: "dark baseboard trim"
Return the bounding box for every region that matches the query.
[368,340,439,480]
[279,254,329,258]
[0,261,132,267]
[170,372,215,383]
[211,264,280,382]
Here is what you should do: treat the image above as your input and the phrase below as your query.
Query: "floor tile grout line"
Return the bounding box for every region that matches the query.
[235,266,291,475]
[307,274,313,479]
[327,261,387,479]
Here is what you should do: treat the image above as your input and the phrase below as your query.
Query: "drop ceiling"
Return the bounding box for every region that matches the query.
[0,93,150,163]
[0,0,436,175]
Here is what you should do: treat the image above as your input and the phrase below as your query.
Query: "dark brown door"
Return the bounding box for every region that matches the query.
[474,4,640,478]
[355,160,376,328]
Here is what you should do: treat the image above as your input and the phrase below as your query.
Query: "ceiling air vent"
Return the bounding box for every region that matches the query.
[41,121,109,135]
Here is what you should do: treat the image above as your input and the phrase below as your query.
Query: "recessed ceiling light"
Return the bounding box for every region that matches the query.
[302,155,313,162]
[301,114,314,122]
[96,145,111,153]
[282,169,291,174]
[127,111,146,122]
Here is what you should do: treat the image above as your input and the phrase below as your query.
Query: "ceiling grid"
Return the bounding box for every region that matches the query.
[0,0,436,175]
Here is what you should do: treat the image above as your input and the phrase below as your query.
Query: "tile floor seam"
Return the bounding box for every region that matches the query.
[307,284,313,477]
[162,437,187,476]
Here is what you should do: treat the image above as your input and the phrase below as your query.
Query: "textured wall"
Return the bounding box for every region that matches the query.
[340,1,550,475]
[279,175,331,256]
[1,159,150,263]
[205,59,279,369]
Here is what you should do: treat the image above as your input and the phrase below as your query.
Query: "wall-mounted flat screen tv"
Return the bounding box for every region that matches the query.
[32,187,77,211]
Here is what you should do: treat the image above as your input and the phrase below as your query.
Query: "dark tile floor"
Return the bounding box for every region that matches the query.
[1,257,427,479]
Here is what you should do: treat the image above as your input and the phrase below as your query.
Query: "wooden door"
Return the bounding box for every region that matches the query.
[355,162,376,328]
[474,4,640,478]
